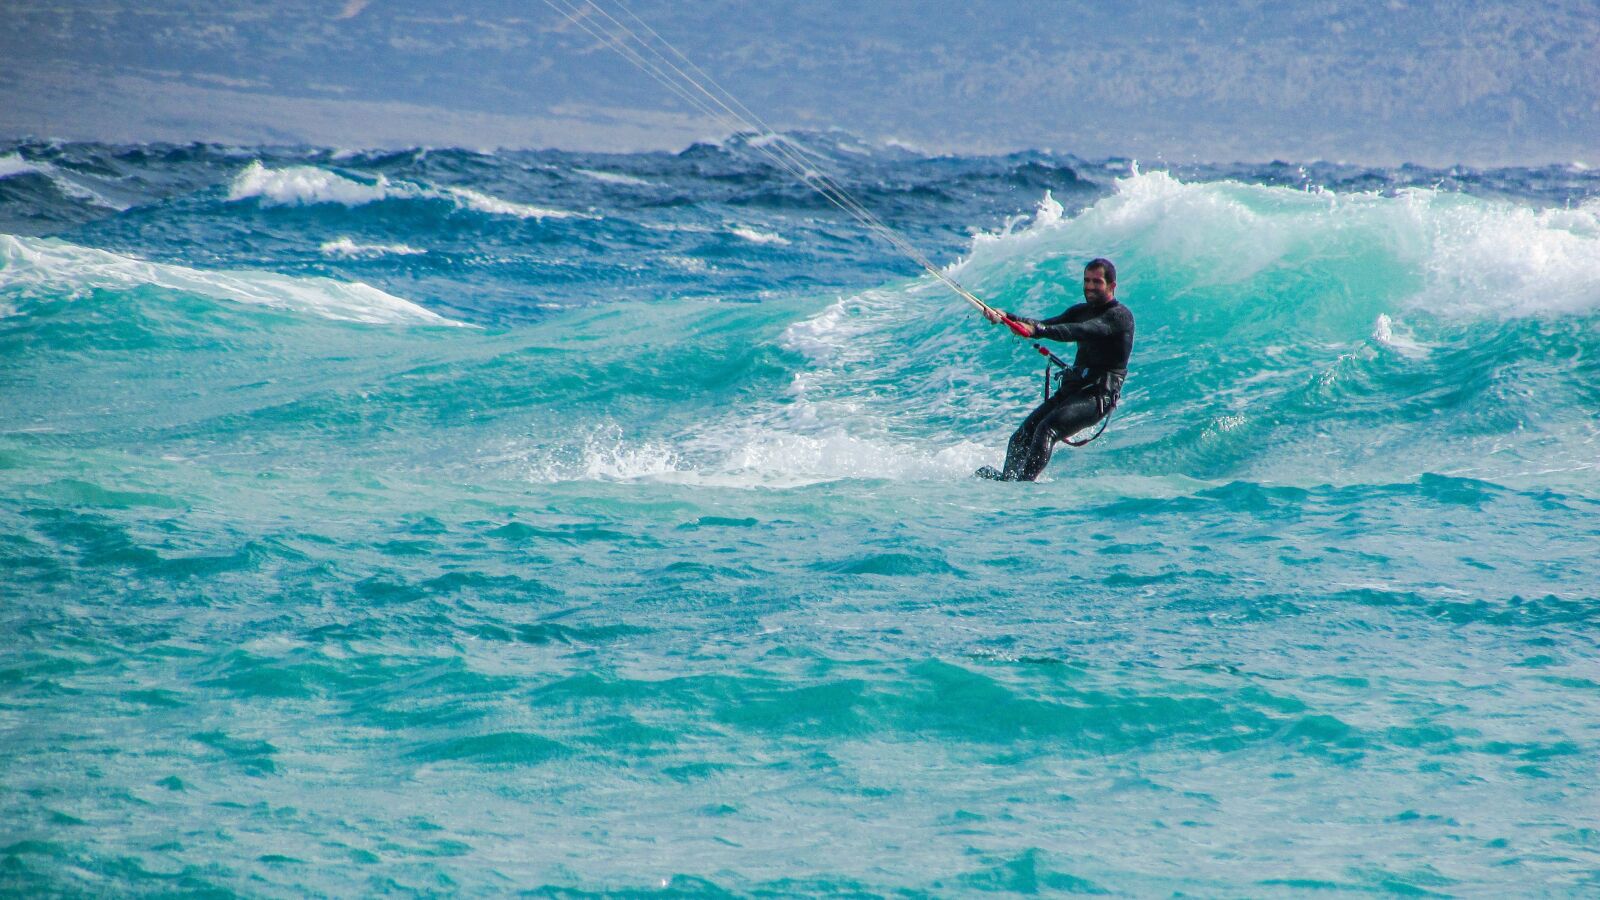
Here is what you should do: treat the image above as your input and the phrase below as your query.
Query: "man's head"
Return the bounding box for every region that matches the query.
[1083,258,1116,304]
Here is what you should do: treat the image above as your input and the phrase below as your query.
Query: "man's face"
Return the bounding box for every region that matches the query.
[1083,268,1114,304]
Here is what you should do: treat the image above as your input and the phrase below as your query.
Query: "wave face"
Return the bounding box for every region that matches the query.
[2,136,1598,896]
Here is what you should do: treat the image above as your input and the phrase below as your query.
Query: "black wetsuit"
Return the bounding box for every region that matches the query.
[1000,299,1134,481]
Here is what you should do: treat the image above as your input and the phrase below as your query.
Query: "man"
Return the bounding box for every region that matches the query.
[979,258,1134,482]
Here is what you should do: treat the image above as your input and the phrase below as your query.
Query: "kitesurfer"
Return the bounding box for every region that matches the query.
[979,258,1133,481]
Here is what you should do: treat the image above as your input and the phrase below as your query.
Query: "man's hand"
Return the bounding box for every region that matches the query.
[982,306,1005,325]
[1003,316,1036,338]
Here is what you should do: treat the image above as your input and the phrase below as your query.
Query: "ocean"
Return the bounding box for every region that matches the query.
[2,135,1598,896]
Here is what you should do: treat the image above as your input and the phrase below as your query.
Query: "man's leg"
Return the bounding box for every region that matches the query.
[1001,399,1058,481]
[1014,393,1103,482]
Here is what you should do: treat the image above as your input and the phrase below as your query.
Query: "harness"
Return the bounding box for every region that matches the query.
[1036,342,1123,447]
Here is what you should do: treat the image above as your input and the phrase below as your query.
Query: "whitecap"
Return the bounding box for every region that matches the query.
[572,168,655,187]
[228,161,594,221]
[319,237,426,258]
[0,235,462,326]
[442,186,592,220]
[663,255,712,274]
[730,225,789,246]
[228,160,393,205]
[0,152,45,179]
[950,171,1600,318]
[1401,194,1600,317]
[0,152,128,209]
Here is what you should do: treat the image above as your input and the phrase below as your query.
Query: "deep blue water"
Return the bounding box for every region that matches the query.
[2,135,1599,896]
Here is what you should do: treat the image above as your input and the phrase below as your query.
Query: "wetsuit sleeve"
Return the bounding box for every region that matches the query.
[1032,306,1130,343]
[1036,302,1090,328]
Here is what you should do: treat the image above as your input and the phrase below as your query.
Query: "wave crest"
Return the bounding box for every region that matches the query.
[227,161,592,220]
[319,236,426,258]
[954,171,1600,319]
[0,235,460,326]
[0,152,128,210]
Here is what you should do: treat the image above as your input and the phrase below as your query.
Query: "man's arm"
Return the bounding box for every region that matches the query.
[982,306,1042,337]
[1032,306,1129,343]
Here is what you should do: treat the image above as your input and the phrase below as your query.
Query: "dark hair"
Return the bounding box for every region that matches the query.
[1085,257,1116,284]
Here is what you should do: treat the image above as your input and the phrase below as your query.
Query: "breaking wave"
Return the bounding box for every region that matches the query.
[0,234,458,325]
[228,161,591,220]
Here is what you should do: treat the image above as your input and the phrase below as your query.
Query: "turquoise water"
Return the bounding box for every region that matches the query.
[2,139,1599,895]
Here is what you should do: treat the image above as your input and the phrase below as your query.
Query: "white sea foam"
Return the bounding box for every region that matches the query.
[1030,190,1066,228]
[1371,313,1429,357]
[1401,194,1600,317]
[710,429,991,485]
[526,426,992,488]
[519,424,686,483]
[0,153,128,209]
[780,288,896,364]
[580,441,684,481]
[568,428,685,481]
[724,270,1024,485]
[0,153,46,179]
[229,161,392,205]
[0,235,461,326]
[516,360,1003,486]
[572,168,655,187]
[744,133,785,150]
[950,172,1600,318]
[228,161,592,220]
[663,255,713,274]
[881,137,935,155]
[319,236,426,258]
[730,225,789,246]
[442,186,589,220]
[641,222,716,234]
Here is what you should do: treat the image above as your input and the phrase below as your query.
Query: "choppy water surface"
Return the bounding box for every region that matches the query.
[2,136,1599,895]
